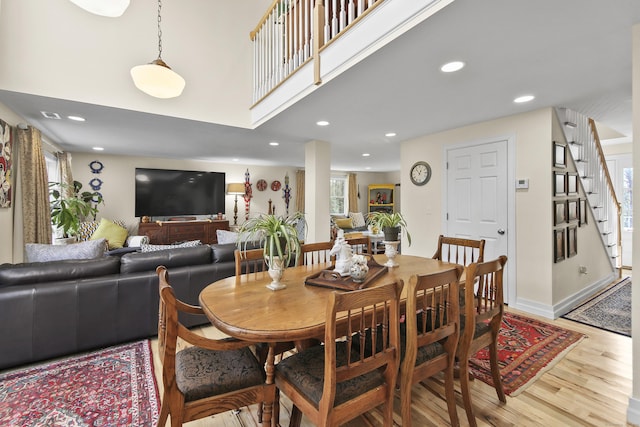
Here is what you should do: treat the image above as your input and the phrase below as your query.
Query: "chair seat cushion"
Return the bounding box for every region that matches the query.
[175,346,265,402]
[275,343,384,407]
[460,315,491,339]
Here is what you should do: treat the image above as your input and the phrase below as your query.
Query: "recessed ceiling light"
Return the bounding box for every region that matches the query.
[440,61,465,73]
[365,167,371,170]
[514,95,535,103]
[362,153,370,157]
[316,120,330,126]
[269,141,279,146]
[92,147,104,151]
[385,132,396,137]
[67,115,86,122]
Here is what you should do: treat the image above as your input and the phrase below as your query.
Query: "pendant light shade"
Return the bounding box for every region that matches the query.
[131,59,186,99]
[131,0,185,99]
[68,0,130,17]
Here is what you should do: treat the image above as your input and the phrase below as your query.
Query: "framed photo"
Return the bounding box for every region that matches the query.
[554,200,567,225]
[567,172,578,196]
[554,171,566,196]
[567,225,578,257]
[553,141,566,168]
[579,198,587,227]
[554,229,565,263]
[567,198,579,222]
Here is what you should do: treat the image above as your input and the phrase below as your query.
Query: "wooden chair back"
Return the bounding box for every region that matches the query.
[400,266,462,427]
[298,241,335,266]
[234,248,268,281]
[156,266,274,427]
[432,235,485,266]
[456,256,508,427]
[275,280,402,426]
[346,235,371,255]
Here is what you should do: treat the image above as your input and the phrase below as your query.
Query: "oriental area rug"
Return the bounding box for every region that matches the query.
[562,277,631,337]
[468,312,585,396]
[0,340,160,427]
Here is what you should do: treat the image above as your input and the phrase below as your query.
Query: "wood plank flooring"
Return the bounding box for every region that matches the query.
[151,298,633,426]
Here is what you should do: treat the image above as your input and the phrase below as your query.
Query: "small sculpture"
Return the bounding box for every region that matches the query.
[330,230,353,276]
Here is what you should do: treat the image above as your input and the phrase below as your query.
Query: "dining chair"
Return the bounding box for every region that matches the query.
[156,266,275,427]
[432,235,485,266]
[456,256,508,427]
[400,265,463,427]
[298,241,336,266]
[234,248,268,282]
[274,280,403,427]
[346,235,371,255]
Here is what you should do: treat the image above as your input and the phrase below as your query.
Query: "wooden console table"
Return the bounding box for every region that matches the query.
[138,220,229,244]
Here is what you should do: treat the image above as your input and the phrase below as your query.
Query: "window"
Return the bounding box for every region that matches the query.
[622,167,633,230]
[45,152,59,184]
[330,175,347,216]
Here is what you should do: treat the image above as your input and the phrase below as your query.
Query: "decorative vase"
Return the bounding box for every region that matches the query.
[349,261,369,283]
[383,226,401,242]
[383,241,400,267]
[266,256,287,291]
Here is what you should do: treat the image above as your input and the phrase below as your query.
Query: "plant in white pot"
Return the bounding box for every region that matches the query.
[368,211,411,246]
[49,180,103,243]
[237,212,305,290]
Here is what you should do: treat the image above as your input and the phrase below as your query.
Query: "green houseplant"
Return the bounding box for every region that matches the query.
[49,180,103,240]
[237,212,305,290]
[368,211,411,246]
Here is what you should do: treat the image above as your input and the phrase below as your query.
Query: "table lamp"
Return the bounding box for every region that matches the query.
[227,183,246,225]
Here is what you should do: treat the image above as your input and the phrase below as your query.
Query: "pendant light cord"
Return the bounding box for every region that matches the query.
[157,0,163,60]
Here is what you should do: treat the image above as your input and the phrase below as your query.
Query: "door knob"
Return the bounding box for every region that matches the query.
[497,228,506,235]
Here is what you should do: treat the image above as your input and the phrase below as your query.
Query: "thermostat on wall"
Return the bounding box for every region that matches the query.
[516,178,529,189]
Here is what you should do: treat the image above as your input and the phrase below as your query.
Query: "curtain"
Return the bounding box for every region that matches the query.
[18,127,51,244]
[295,169,305,213]
[55,152,74,198]
[348,173,358,213]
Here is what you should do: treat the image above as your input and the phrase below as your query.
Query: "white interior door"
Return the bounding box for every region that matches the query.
[446,139,510,297]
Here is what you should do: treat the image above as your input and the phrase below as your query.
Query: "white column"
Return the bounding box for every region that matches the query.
[305,140,331,243]
[628,22,640,426]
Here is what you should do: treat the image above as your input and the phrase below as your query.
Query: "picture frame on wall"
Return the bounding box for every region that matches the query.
[554,200,567,225]
[567,198,579,222]
[554,228,565,263]
[567,225,578,257]
[579,198,587,227]
[567,172,578,196]
[553,141,566,168]
[554,171,566,196]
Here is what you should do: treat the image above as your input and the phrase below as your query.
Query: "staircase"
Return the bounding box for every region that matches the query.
[557,107,621,274]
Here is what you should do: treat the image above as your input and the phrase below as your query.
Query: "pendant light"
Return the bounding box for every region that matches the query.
[68,0,130,17]
[130,0,185,99]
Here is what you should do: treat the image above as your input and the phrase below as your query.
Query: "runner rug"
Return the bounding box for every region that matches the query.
[562,277,631,337]
[468,311,585,397]
[0,340,160,427]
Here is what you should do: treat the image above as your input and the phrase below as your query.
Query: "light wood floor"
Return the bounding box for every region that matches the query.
[151,278,633,427]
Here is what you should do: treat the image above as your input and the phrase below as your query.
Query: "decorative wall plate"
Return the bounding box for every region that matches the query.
[89,178,103,191]
[271,180,281,191]
[256,179,267,191]
[89,160,104,174]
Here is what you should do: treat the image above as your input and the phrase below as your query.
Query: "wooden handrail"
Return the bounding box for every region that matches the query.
[589,118,622,273]
[250,0,282,41]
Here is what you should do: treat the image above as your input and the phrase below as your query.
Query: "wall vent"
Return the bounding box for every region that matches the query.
[40,111,61,119]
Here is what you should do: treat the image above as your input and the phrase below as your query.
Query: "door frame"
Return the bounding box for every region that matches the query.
[442,135,517,306]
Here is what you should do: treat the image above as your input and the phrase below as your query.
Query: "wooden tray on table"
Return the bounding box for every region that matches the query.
[305,257,388,291]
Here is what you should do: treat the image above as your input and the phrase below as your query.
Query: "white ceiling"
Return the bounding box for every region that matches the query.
[0,0,638,172]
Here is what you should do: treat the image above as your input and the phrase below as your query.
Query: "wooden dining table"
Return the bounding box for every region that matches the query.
[199,254,457,426]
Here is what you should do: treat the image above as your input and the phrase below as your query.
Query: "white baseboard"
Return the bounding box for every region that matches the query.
[627,396,640,426]
[510,298,555,319]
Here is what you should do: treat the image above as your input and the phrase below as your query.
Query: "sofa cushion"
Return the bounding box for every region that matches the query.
[25,238,107,263]
[90,218,128,249]
[0,256,121,288]
[334,217,353,229]
[349,212,366,228]
[120,245,212,274]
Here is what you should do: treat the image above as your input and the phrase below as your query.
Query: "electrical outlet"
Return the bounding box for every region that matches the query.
[579,266,588,274]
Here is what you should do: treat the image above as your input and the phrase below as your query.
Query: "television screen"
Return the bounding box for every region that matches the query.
[135,168,225,217]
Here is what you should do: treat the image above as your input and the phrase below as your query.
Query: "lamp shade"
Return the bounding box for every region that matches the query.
[68,0,130,17]
[130,59,186,99]
[227,183,246,195]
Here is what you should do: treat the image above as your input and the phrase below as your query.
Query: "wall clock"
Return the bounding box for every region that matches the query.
[410,161,431,186]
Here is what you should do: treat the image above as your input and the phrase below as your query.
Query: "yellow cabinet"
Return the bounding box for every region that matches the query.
[368,184,395,214]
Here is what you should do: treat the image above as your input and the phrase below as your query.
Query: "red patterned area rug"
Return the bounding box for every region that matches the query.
[468,312,586,397]
[0,340,160,426]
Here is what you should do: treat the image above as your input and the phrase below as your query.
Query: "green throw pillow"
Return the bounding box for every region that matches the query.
[90,218,128,249]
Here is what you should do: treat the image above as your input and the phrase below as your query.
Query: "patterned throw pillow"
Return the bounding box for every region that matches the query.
[140,240,202,253]
[78,220,126,242]
[349,212,366,228]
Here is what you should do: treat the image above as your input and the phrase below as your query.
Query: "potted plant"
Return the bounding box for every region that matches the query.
[368,211,411,246]
[49,180,103,242]
[237,212,305,290]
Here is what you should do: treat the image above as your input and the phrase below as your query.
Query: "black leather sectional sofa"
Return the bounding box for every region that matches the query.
[0,243,244,370]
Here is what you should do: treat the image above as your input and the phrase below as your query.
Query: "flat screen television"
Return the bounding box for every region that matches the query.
[135,168,225,217]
